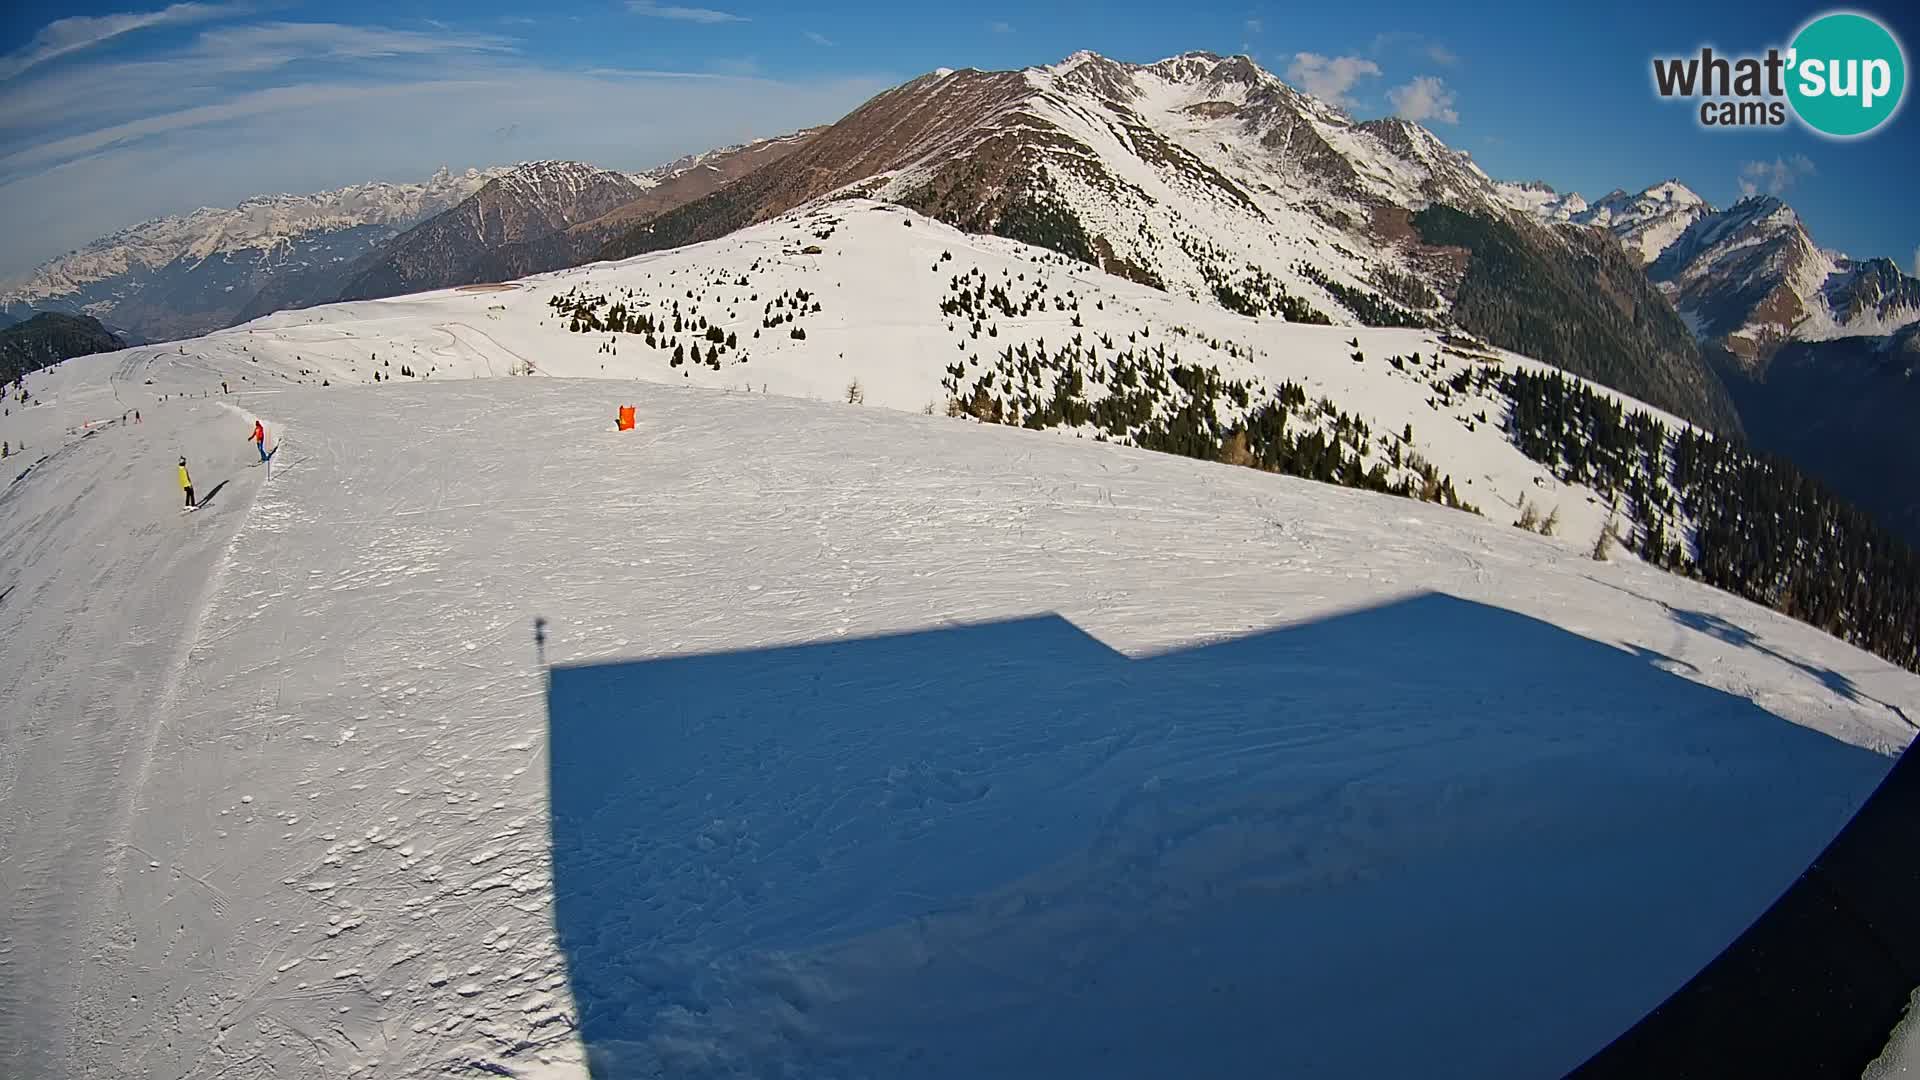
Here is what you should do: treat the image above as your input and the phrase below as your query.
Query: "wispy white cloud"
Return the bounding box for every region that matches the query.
[706,56,762,77]
[804,30,834,47]
[1388,75,1459,124]
[1,81,475,177]
[193,21,513,67]
[1284,52,1380,108]
[626,0,748,24]
[582,66,757,81]
[1737,154,1815,197]
[1244,18,1263,34]
[0,2,249,81]
[0,35,890,277]
[1369,31,1459,67]
[0,20,512,129]
[988,20,1014,34]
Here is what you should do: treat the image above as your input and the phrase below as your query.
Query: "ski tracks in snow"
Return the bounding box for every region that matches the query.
[72,390,582,1079]
[0,397,270,1080]
[9,375,1918,1079]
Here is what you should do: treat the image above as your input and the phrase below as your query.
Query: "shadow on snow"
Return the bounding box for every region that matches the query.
[545,592,1890,1079]
[194,478,232,510]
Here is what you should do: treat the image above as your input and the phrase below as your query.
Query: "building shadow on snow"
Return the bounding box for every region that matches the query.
[545,592,1893,1080]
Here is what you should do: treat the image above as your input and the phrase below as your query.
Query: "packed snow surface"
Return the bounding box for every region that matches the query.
[2,202,1917,1080]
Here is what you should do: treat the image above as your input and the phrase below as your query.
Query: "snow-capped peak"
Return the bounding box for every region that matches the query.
[642,130,820,185]
[486,161,643,207]
[1050,49,1105,76]
[1495,180,1590,222]
[1500,177,1716,266]
[1643,179,1705,207]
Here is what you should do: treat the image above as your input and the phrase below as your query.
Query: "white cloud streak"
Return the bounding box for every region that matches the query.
[805,31,834,47]
[0,21,514,143]
[1284,52,1380,108]
[0,2,249,81]
[0,51,890,277]
[626,1,748,24]
[192,21,514,64]
[1388,75,1459,124]
[1737,154,1816,197]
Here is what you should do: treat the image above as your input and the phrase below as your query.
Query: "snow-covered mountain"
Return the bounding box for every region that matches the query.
[0,168,503,342]
[642,128,822,191]
[0,198,1716,560]
[1506,180,1920,359]
[231,134,823,323]
[1493,179,1588,222]
[3,194,1917,1080]
[1498,179,1710,267]
[563,129,821,242]
[1497,178,1920,541]
[7,53,1745,432]
[1649,195,1843,357]
[1623,194,1920,545]
[602,52,1737,432]
[611,50,1522,296]
[1656,197,1920,359]
[334,161,653,301]
[1572,181,1713,266]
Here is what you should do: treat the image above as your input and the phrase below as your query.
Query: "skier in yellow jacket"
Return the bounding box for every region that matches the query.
[179,456,195,509]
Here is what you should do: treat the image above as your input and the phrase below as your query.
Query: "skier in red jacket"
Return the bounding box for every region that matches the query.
[247,419,268,463]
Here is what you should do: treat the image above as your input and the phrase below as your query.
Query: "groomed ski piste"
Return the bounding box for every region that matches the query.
[2,200,1917,1079]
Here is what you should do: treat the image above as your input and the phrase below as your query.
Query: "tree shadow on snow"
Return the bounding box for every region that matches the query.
[544,592,1893,1080]
[1582,576,1906,726]
[1670,607,1855,699]
[1667,607,1913,726]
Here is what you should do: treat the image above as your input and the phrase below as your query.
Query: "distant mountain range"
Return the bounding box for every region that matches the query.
[334,159,652,303]
[332,133,820,303]
[1499,177,1920,542]
[1499,177,1920,360]
[594,51,1738,432]
[0,169,502,342]
[1,137,820,344]
[6,49,1917,539]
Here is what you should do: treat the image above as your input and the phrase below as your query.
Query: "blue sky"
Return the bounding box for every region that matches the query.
[1,0,1914,281]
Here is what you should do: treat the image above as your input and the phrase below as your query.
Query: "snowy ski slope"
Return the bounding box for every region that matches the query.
[2,202,1918,1079]
[34,200,1706,550]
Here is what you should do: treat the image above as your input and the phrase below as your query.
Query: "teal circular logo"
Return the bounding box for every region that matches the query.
[1788,12,1906,137]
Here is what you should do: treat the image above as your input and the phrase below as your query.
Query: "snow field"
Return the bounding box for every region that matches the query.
[2,357,1914,1077]
[0,198,1915,1078]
